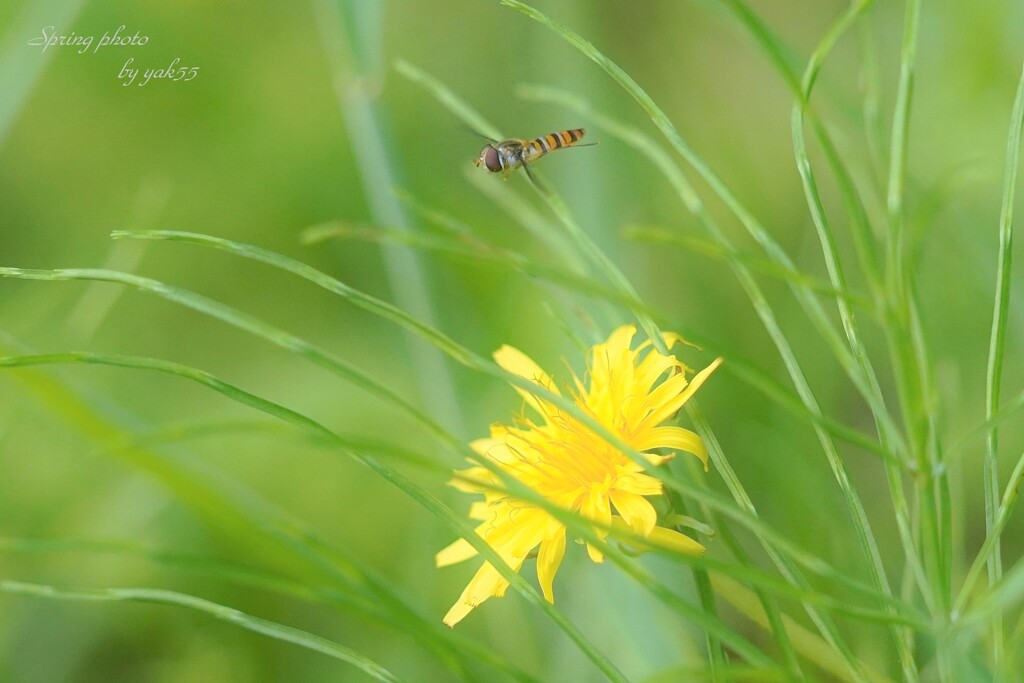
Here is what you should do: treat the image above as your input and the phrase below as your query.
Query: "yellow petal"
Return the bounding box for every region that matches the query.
[633,352,683,396]
[609,489,657,536]
[580,487,611,563]
[471,436,523,469]
[648,526,705,555]
[613,471,663,496]
[436,538,478,567]
[493,345,560,417]
[642,357,723,427]
[634,426,708,470]
[443,561,511,627]
[638,371,689,415]
[641,452,675,467]
[536,529,567,603]
[468,501,491,521]
[602,325,638,356]
[449,466,497,493]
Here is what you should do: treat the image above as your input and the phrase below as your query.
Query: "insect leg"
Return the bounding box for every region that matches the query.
[521,157,539,188]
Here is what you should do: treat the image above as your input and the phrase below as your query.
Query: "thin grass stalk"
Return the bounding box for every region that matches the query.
[1,581,403,682]
[624,227,875,311]
[857,12,888,197]
[0,536,381,620]
[949,387,1024,462]
[791,1,923,675]
[957,447,1024,615]
[99,418,445,474]
[685,407,804,680]
[311,0,466,439]
[981,57,1024,663]
[698,19,928,673]
[884,5,953,672]
[305,220,668,330]
[714,0,884,295]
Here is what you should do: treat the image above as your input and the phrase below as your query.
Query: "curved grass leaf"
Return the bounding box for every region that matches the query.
[313,0,466,441]
[0,580,402,682]
[623,226,875,313]
[981,57,1024,659]
[0,536,380,616]
[790,2,922,674]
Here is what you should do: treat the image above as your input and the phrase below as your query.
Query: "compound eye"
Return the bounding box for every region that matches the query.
[483,146,502,172]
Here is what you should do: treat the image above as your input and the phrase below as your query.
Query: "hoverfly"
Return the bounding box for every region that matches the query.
[474,128,588,180]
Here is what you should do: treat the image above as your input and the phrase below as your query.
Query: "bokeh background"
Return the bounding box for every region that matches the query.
[2,0,1023,680]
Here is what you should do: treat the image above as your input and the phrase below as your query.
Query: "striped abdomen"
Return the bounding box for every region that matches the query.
[524,128,585,161]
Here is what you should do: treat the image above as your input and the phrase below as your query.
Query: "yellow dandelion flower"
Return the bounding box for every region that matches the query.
[437,325,722,627]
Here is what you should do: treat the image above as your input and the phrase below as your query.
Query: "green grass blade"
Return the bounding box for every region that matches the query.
[301,221,656,318]
[791,2,922,674]
[713,0,883,294]
[0,580,403,682]
[884,0,952,653]
[0,536,381,615]
[0,0,88,144]
[395,60,501,141]
[624,226,875,312]
[981,57,1024,659]
[2,264,456,448]
[949,387,1024,463]
[957,446,1024,615]
[312,0,466,440]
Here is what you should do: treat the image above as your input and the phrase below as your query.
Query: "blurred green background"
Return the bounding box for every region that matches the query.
[2,0,1023,680]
